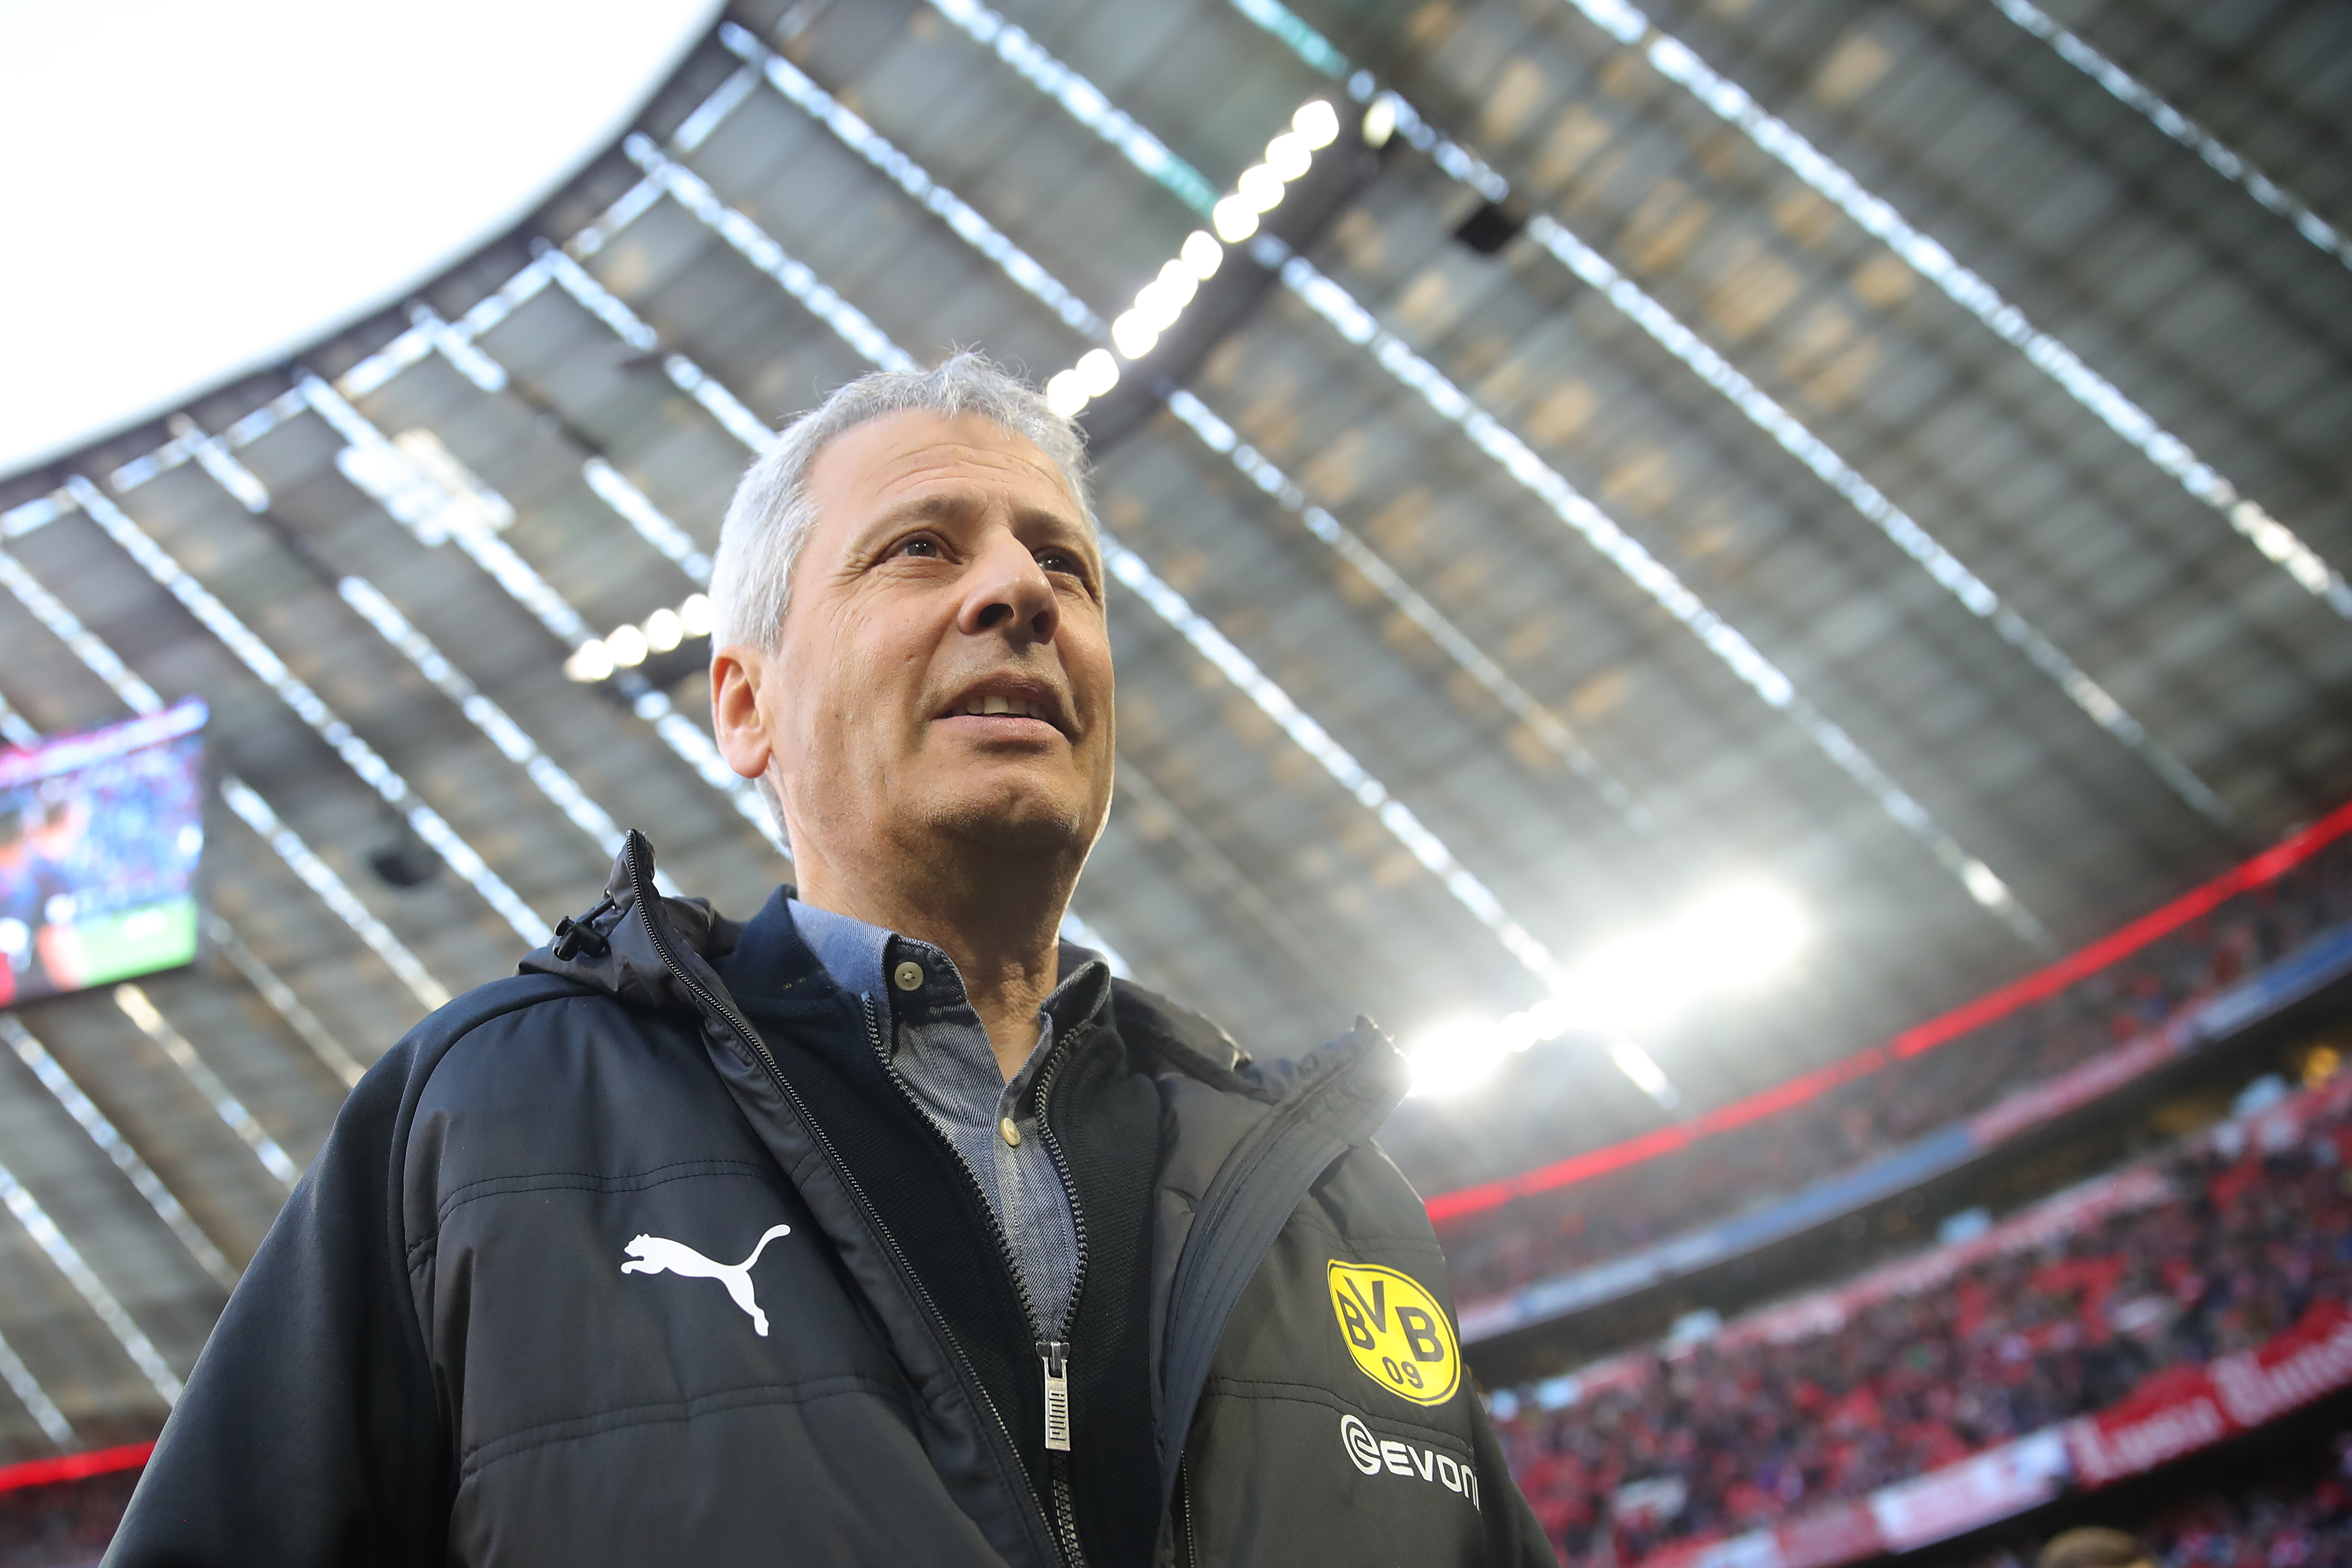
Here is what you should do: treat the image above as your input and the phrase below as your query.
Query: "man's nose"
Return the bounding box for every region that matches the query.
[957,531,1059,644]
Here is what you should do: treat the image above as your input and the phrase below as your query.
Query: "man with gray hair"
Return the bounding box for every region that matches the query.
[110,353,1549,1567]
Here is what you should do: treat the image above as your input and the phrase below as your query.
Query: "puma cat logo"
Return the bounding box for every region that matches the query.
[620,1223,793,1336]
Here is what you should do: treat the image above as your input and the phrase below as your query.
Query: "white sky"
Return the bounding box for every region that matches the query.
[0,0,719,477]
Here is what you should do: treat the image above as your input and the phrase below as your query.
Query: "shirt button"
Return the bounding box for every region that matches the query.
[892,960,925,992]
[1000,1117,1022,1147]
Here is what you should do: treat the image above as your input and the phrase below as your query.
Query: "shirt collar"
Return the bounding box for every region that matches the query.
[786,897,892,1005]
[785,896,1112,1033]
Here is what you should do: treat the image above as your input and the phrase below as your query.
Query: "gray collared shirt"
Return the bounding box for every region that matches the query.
[789,898,1098,1338]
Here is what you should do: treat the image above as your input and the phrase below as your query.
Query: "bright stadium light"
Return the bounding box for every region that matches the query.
[1110,310,1161,359]
[1405,882,1808,1098]
[1235,162,1285,213]
[605,623,649,668]
[642,605,685,654]
[1553,928,1686,1034]
[1074,348,1120,397]
[1263,130,1311,181]
[1044,370,1090,417]
[564,640,616,683]
[1210,194,1258,242]
[1679,881,1808,988]
[1179,230,1222,279]
[1140,261,1197,322]
[1292,98,1339,150]
[1406,1018,1516,1098]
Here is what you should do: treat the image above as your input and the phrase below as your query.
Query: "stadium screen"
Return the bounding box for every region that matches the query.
[0,699,207,1006]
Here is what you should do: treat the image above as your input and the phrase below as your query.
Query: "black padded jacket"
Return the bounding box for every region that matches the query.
[103,832,1551,1567]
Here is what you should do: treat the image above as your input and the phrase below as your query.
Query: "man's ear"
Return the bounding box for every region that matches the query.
[710,645,774,783]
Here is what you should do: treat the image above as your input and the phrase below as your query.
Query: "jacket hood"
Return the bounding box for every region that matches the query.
[517,831,741,1013]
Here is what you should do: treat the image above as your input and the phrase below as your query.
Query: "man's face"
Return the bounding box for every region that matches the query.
[716,410,1114,882]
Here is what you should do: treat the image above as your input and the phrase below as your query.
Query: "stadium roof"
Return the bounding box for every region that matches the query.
[0,0,2346,1454]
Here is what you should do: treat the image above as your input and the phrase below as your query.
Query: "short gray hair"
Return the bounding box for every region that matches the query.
[710,350,1095,654]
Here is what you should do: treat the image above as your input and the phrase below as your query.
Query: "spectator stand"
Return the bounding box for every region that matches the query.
[1488,1071,2352,1568]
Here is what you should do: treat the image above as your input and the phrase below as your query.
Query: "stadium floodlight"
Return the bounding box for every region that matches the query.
[604,623,649,668]
[1679,881,1808,988]
[1405,1018,1516,1098]
[1553,930,1686,1036]
[1179,230,1222,279]
[1262,132,1311,181]
[1404,882,1806,1099]
[1210,194,1259,243]
[1044,371,1088,417]
[1235,162,1286,213]
[1074,348,1119,396]
[1552,880,1808,1028]
[1110,310,1161,359]
[1292,99,1340,150]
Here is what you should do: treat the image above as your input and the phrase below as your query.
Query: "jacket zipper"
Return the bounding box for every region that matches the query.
[1031,1033,1092,1567]
[1177,1455,1199,1568]
[617,837,1062,1563]
[866,995,1093,1567]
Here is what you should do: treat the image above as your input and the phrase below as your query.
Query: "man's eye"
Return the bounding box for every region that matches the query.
[895,536,942,558]
[1039,550,1082,575]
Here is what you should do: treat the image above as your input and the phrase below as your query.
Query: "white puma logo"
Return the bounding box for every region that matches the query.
[620,1223,794,1336]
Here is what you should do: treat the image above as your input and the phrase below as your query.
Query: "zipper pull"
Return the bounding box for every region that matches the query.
[1040,1340,1072,1452]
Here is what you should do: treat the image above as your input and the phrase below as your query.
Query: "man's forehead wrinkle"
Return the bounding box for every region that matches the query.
[856,466,1089,544]
[813,409,1081,512]
[866,439,1075,510]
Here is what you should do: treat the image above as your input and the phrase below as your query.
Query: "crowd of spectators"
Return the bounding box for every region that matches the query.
[1972,1429,2352,1568]
[1443,833,2352,1302]
[1491,1086,2352,1564]
[0,1466,138,1568]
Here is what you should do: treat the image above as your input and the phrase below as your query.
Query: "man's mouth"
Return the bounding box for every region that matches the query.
[952,693,1052,721]
[936,681,1073,740]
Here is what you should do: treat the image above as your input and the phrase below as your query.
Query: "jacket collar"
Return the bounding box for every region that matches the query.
[519,834,1396,1111]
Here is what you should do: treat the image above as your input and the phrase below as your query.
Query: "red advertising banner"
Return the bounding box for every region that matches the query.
[2067,1300,2352,1485]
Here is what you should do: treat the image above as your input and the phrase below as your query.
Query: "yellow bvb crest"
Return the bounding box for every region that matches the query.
[1327,1260,1461,1406]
